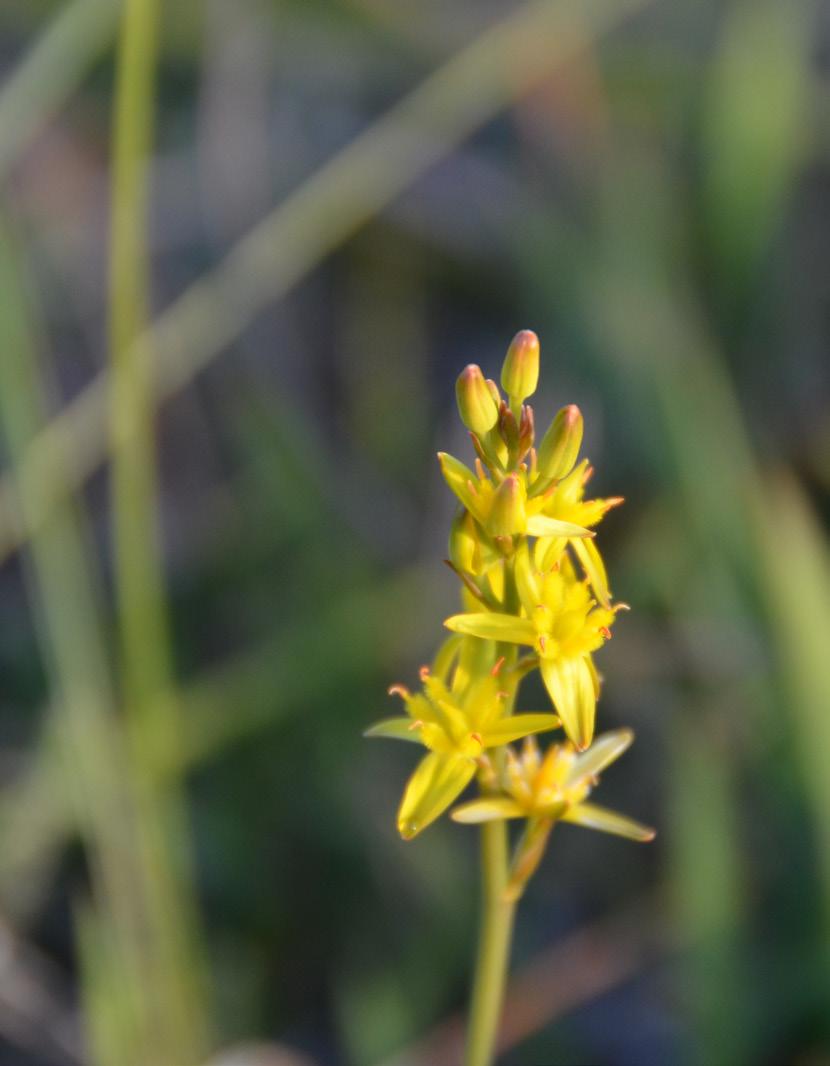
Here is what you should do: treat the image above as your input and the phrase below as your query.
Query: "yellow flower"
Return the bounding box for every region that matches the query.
[445,554,624,750]
[451,730,654,897]
[365,638,559,840]
[437,452,594,544]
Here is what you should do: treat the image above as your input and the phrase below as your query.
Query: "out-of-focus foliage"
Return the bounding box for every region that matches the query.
[0,1,827,1064]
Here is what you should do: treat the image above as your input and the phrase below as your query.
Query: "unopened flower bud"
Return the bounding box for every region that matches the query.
[535,404,583,484]
[456,364,499,436]
[501,330,540,404]
[486,473,527,537]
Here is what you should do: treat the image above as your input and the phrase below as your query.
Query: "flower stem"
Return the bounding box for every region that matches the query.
[465,817,516,1066]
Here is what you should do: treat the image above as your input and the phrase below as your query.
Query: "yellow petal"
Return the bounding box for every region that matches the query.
[397,752,476,840]
[562,801,655,842]
[570,536,610,607]
[565,728,633,787]
[444,612,536,645]
[437,452,481,517]
[481,713,560,746]
[364,718,425,744]
[506,817,553,900]
[526,515,593,539]
[514,539,541,611]
[451,797,525,823]
[540,656,596,750]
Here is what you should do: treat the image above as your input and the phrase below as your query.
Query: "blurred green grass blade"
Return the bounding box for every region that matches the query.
[0,0,655,568]
[669,719,747,1066]
[108,0,210,1060]
[702,0,810,299]
[0,0,122,184]
[0,219,157,1065]
[755,475,830,950]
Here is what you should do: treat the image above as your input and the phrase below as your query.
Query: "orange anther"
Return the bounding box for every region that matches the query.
[470,732,484,747]
[408,719,424,731]
[419,665,431,681]
[491,655,506,677]
[388,684,410,699]
[599,626,612,640]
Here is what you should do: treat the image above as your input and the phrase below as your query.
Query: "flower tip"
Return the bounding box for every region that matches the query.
[398,818,421,841]
[502,330,540,403]
[456,364,499,435]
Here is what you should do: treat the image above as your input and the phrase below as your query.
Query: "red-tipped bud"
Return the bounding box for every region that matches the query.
[456,364,499,436]
[501,330,540,404]
[536,404,583,483]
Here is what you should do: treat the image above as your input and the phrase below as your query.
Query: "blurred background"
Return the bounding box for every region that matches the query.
[0,0,828,1064]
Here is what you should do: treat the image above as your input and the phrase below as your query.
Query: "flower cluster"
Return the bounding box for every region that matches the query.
[367,331,653,895]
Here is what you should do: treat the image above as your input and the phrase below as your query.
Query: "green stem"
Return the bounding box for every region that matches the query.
[465,818,516,1066]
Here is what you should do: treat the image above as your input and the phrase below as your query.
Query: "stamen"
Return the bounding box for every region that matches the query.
[491,655,506,677]
[582,465,594,485]
[538,635,547,652]
[496,691,510,700]
[470,732,484,747]
[408,719,424,731]
[466,478,478,497]
[474,458,487,482]
[599,626,612,640]
[418,665,431,681]
[388,684,410,699]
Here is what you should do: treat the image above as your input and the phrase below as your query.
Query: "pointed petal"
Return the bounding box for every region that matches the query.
[570,536,610,607]
[451,797,525,823]
[397,753,476,840]
[506,817,553,901]
[364,718,425,744]
[565,728,633,786]
[540,656,596,750]
[514,539,541,611]
[444,612,537,645]
[526,515,593,539]
[437,452,481,517]
[481,713,560,746]
[562,801,655,842]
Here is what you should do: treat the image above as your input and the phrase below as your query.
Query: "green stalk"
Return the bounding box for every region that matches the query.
[465,818,516,1066]
[109,0,208,1062]
[465,548,519,1066]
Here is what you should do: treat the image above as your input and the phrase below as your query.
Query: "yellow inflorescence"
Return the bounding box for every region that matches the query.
[366,330,654,891]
